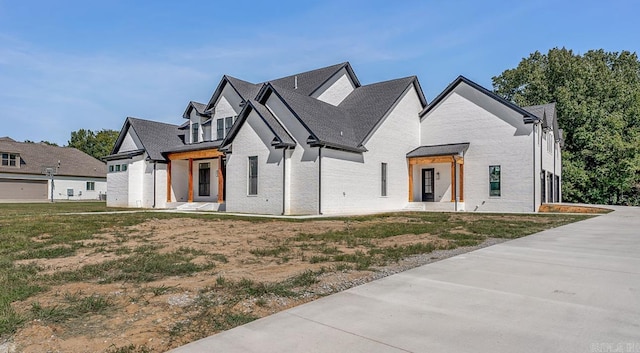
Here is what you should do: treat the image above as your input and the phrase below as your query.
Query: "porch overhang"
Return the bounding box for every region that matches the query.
[165,147,225,204]
[407,143,469,204]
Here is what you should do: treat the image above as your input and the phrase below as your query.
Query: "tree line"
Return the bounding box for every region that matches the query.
[493,48,639,206]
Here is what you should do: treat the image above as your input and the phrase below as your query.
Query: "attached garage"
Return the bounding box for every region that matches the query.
[0,178,48,200]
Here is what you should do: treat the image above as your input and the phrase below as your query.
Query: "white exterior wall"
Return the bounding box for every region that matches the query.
[320,86,422,214]
[50,176,107,201]
[312,68,356,106]
[265,94,319,214]
[225,111,284,215]
[170,160,189,202]
[126,156,146,208]
[107,160,129,207]
[421,91,535,212]
[119,130,141,152]
[539,129,562,203]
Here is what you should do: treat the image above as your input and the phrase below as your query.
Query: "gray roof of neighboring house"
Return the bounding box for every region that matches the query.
[0,139,106,178]
[111,117,184,161]
[406,143,470,158]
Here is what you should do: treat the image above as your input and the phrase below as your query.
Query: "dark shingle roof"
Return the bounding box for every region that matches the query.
[115,118,185,161]
[339,76,422,143]
[270,62,354,96]
[163,140,222,154]
[0,139,106,177]
[226,76,263,101]
[406,143,470,158]
[523,103,556,129]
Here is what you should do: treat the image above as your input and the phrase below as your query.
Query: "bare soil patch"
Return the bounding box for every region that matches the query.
[2,211,590,353]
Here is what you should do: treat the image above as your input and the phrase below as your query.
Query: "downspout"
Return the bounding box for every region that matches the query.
[454,161,458,212]
[282,147,287,215]
[553,139,556,203]
[532,122,537,212]
[318,146,322,215]
[540,126,544,207]
[152,161,157,208]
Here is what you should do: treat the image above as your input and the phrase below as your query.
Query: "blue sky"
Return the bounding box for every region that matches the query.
[1,0,638,145]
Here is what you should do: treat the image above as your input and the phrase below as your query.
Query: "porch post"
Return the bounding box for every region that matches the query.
[408,161,414,202]
[166,160,172,202]
[217,156,224,203]
[459,162,464,202]
[450,161,456,202]
[188,158,194,202]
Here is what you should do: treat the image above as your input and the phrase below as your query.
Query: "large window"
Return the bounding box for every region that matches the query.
[199,163,210,196]
[86,181,95,191]
[1,153,18,167]
[216,119,224,140]
[225,116,233,136]
[381,163,387,196]
[489,165,501,197]
[192,123,199,143]
[248,156,258,195]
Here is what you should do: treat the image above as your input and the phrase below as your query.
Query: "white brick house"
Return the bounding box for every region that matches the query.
[106,63,562,214]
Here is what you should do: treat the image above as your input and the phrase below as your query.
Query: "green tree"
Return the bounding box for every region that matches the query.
[493,48,640,205]
[67,129,119,160]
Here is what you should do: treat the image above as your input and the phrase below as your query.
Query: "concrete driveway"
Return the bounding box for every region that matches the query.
[169,206,640,353]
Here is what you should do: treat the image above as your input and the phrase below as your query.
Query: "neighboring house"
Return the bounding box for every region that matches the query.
[106,62,563,214]
[0,137,107,201]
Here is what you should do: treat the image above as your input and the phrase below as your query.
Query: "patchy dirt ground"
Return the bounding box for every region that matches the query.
[5,214,561,353]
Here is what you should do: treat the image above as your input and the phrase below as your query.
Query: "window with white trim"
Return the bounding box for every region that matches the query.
[86,181,95,191]
[192,123,199,143]
[1,153,18,167]
[225,116,233,136]
[248,156,258,195]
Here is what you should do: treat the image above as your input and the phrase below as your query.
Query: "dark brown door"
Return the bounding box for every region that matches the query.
[422,169,434,202]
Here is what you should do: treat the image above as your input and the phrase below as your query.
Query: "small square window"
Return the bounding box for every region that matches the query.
[121,164,128,171]
[115,165,121,172]
[86,181,95,191]
[109,165,114,172]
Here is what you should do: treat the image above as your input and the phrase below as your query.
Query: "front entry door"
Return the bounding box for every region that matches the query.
[422,168,435,202]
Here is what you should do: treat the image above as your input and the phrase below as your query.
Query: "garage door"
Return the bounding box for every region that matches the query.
[0,179,48,200]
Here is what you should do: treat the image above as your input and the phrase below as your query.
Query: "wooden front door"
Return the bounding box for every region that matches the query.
[422,168,435,202]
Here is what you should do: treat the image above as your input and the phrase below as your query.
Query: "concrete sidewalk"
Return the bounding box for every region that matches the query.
[169,206,640,353]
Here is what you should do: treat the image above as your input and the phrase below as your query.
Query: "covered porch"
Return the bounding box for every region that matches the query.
[166,148,225,204]
[406,143,468,212]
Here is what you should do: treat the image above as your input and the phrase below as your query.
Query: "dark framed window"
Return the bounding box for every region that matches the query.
[248,156,258,195]
[225,116,233,136]
[1,153,18,167]
[122,164,128,171]
[381,163,387,196]
[115,164,121,172]
[199,163,210,196]
[86,181,95,191]
[192,123,199,143]
[489,165,501,197]
[109,165,114,172]
[216,119,224,140]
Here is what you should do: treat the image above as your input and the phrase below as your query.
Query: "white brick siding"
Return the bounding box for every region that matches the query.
[312,68,356,106]
[421,89,536,212]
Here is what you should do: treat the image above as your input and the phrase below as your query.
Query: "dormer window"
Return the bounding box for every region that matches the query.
[192,123,199,143]
[216,119,224,140]
[216,116,236,140]
[1,153,18,167]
